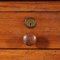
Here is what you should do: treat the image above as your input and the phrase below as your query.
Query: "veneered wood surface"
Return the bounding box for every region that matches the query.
[0,2,60,11]
[0,2,60,60]
[0,50,60,60]
[0,12,59,48]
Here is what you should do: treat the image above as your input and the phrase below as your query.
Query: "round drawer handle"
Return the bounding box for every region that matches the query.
[23,34,37,46]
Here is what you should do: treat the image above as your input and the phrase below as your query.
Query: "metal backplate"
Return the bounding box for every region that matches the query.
[24,17,36,28]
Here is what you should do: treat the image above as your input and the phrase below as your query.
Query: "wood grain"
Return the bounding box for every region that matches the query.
[0,2,60,11]
[0,50,59,60]
[0,12,59,48]
[0,2,60,60]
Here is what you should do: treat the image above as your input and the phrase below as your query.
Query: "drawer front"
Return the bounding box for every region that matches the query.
[0,2,59,60]
[0,12,60,48]
[0,50,59,60]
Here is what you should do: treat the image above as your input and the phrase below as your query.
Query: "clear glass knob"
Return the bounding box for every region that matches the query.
[23,34,37,46]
